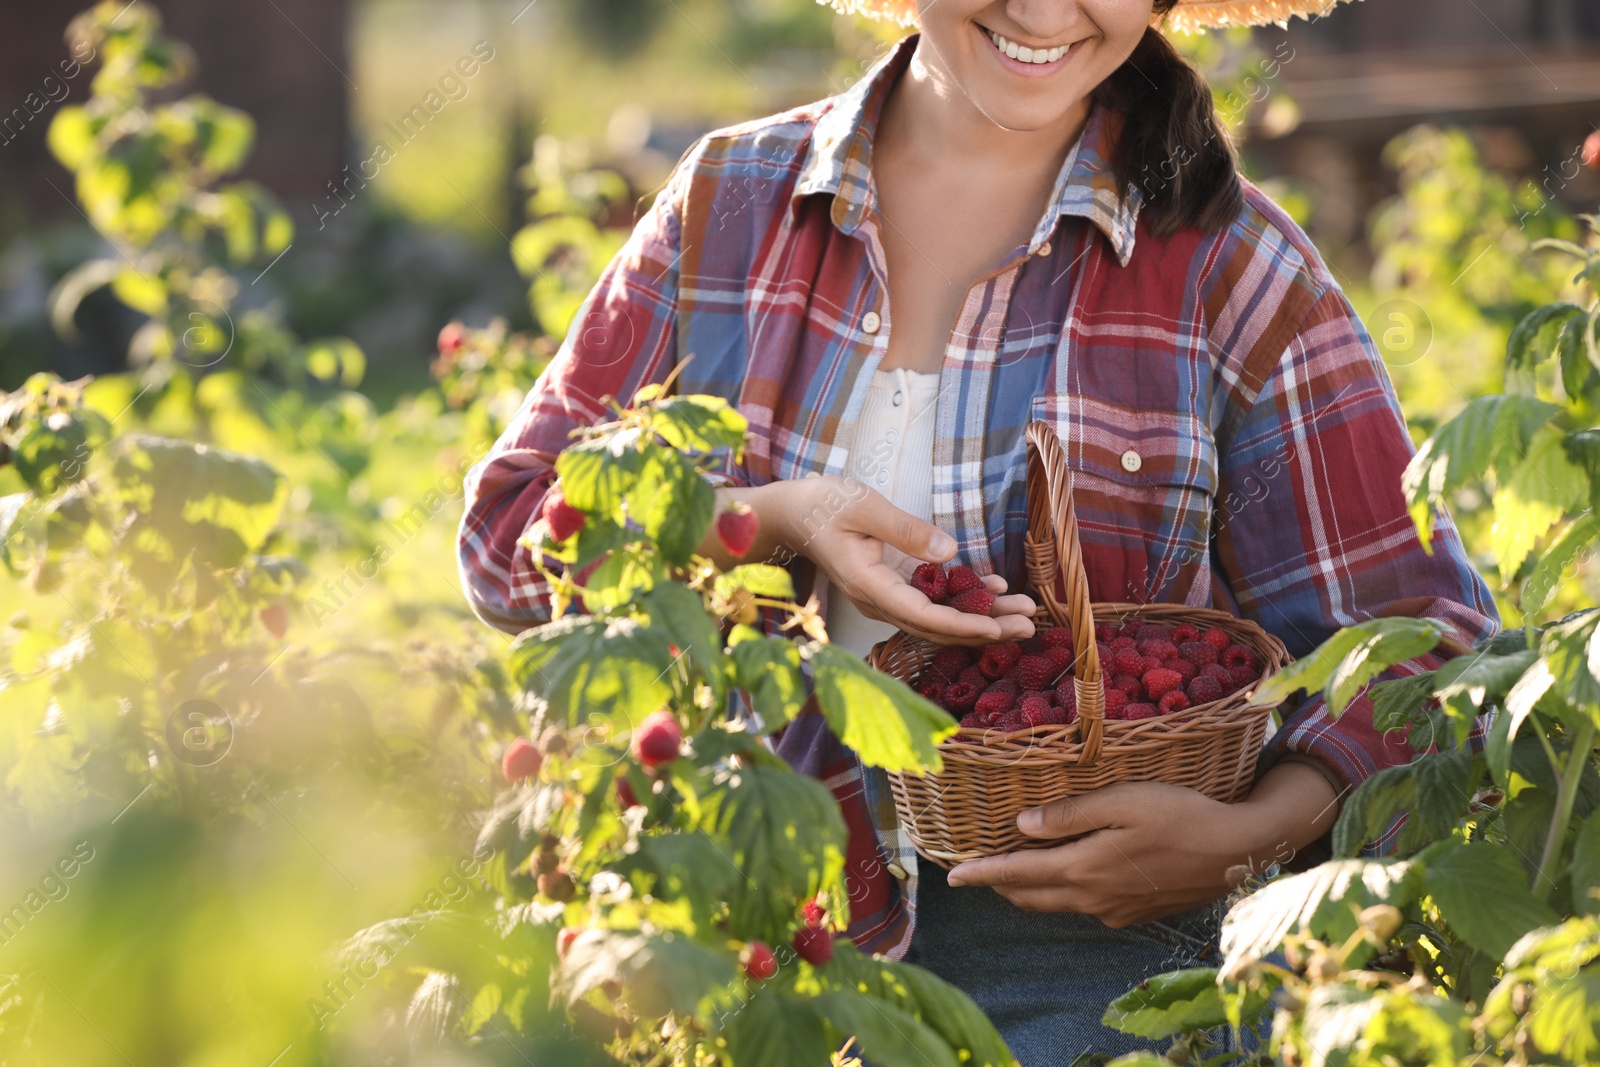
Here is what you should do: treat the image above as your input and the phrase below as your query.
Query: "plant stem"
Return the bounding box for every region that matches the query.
[1534,718,1597,902]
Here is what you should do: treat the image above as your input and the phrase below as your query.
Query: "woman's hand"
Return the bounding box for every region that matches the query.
[706,476,1036,645]
[943,762,1342,927]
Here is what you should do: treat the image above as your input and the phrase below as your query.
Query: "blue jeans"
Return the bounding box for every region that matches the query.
[902,862,1229,1065]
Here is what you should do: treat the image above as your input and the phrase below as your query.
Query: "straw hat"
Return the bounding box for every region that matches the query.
[823,0,1359,33]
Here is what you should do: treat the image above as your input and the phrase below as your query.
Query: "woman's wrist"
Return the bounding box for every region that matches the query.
[1220,760,1345,880]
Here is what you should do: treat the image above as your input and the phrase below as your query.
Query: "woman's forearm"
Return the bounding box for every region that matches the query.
[696,481,817,571]
[1227,760,1343,876]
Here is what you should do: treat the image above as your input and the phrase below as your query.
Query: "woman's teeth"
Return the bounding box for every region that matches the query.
[987,30,1069,64]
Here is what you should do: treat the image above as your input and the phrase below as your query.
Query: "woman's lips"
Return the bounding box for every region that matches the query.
[979,23,1082,78]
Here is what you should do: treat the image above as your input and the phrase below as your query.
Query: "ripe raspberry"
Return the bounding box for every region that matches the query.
[743,940,778,981]
[978,642,1022,680]
[929,646,973,681]
[1018,634,1046,656]
[259,602,288,638]
[1201,628,1232,650]
[915,678,946,704]
[1141,668,1184,702]
[557,927,580,961]
[1119,621,1144,640]
[940,681,979,713]
[1139,656,1164,676]
[956,668,988,694]
[945,565,984,595]
[792,926,834,967]
[1094,623,1118,644]
[1201,663,1234,686]
[543,487,586,542]
[1111,674,1144,700]
[1015,654,1060,691]
[1158,690,1191,715]
[801,898,827,928]
[911,563,948,602]
[1228,663,1260,691]
[1111,647,1145,677]
[1041,627,1074,649]
[716,506,760,557]
[1172,623,1200,644]
[1020,696,1054,727]
[959,711,989,729]
[1123,703,1160,721]
[1103,689,1130,718]
[1095,641,1113,669]
[1135,624,1173,643]
[1111,636,1137,650]
[1136,639,1178,662]
[437,322,467,355]
[975,688,1017,718]
[946,587,996,616]
[1221,644,1261,671]
[631,710,682,767]
[1164,657,1198,684]
[995,709,1029,732]
[1177,640,1219,666]
[1045,645,1074,673]
[1186,675,1224,705]
[616,776,640,808]
[1054,676,1077,709]
[501,737,542,781]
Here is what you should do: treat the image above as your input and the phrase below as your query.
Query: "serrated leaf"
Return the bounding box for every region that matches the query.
[1485,916,1600,1062]
[696,759,846,943]
[725,990,834,1067]
[555,431,643,517]
[561,928,736,1023]
[1507,302,1585,372]
[1560,311,1599,399]
[1219,860,1422,977]
[642,582,727,702]
[811,644,956,774]
[1525,514,1600,619]
[508,614,674,726]
[715,563,795,599]
[1332,763,1416,858]
[1422,839,1560,961]
[812,989,959,1067]
[1491,426,1591,575]
[1368,672,1440,737]
[613,833,739,932]
[633,447,715,565]
[824,946,1016,1067]
[732,636,807,729]
[1249,618,1444,716]
[1102,968,1250,1039]
[647,395,748,455]
[1537,611,1600,722]
[1402,394,1557,542]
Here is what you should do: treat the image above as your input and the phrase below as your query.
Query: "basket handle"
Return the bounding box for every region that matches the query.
[1023,421,1104,763]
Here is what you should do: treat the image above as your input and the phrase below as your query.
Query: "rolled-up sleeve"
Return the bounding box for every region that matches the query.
[1213,285,1500,793]
[456,145,699,633]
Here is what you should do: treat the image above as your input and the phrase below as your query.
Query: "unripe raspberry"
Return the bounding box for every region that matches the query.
[538,870,576,902]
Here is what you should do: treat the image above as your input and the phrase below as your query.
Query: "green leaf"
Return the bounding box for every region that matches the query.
[633,447,714,565]
[645,394,749,455]
[1536,611,1600,722]
[110,266,167,316]
[110,433,283,566]
[731,637,807,730]
[1422,839,1560,961]
[715,564,795,600]
[1571,817,1600,917]
[1484,916,1600,1061]
[1491,425,1591,576]
[811,644,956,774]
[560,928,736,1023]
[642,582,727,702]
[507,614,674,727]
[1219,860,1422,978]
[696,758,847,943]
[555,431,643,517]
[613,834,739,932]
[812,989,959,1067]
[1559,311,1599,399]
[1102,968,1259,1039]
[1524,514,1600,619]
[1402,394,1557,542]
[725,990,835,1067]
[1507,302,1585,372]
[824,946,1016,1067]
[1248,618,1444,717]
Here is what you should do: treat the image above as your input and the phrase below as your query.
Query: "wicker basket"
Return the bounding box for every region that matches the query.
[866,421,1291,864]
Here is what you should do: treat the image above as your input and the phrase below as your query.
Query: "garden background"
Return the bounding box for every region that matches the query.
[2,0,1600,1064]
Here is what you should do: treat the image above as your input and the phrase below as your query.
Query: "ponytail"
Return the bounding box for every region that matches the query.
[1091,18,1244,237]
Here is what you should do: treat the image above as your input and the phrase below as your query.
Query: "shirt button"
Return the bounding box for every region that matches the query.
[862,310,882,334]
[1120,449,1142,473]
[876,469,889,486]
[887,862,907,880]
[891,390,903,407]
[1036,241,1052,256]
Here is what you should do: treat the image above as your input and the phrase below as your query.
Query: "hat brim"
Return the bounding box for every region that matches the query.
[822,0,1360,32]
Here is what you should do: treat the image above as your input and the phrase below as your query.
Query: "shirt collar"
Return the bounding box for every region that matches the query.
[791,32,1144,267]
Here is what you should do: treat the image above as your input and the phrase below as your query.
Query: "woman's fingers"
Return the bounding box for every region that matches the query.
[849,491,958,563]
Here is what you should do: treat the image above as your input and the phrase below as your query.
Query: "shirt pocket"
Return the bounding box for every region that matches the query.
[1028,399,1218,606]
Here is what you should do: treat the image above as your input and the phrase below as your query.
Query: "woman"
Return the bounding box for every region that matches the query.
[459,0,1498,1058]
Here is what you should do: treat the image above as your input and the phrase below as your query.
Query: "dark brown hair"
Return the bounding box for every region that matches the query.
[1091,12,1244,237]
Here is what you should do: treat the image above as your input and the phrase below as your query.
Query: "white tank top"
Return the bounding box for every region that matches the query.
[826,366,941,659]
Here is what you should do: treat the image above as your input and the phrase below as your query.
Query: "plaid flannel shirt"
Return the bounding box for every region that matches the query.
[458,33,1499,958]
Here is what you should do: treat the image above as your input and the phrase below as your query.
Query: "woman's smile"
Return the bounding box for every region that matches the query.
[977,22,1084,77]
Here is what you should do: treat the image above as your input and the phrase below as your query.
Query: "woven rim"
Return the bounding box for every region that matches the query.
[820,0,1361,30]
[864,419,1294,863]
